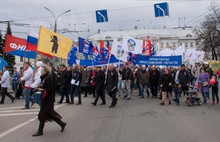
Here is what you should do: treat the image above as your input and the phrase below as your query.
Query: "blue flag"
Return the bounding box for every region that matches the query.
[78,37,93,55]
[67,46,77,67]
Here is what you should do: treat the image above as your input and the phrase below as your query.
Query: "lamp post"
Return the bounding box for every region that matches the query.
[44,7,71,65]
[44,7,71,33]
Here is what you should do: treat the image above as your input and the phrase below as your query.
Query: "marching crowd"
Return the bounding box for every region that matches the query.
[0,61,219,136]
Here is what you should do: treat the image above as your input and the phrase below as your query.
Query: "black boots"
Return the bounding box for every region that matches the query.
[32,121,44,137]
[54,119,67,132]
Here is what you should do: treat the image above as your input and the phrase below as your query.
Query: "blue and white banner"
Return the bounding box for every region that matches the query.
[136,55,182,66]
[80,55,119,66]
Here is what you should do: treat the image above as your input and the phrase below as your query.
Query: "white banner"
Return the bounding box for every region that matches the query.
[174,45,185,56]
[111,39,127,62]
[185,48,196,60]
[122,35,143,54]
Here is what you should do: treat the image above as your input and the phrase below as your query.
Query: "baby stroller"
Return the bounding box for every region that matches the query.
[185,85,202,106]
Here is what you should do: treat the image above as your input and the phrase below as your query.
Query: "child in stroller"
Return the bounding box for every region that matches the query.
[186,85,202,106]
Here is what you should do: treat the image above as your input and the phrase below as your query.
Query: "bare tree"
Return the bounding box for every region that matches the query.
[195,4,220,60]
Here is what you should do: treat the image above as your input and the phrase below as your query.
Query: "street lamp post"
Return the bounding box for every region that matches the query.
[44,7,71,65]
[44,7,71,33]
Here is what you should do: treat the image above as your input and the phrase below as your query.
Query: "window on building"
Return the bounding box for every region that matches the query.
[166,43,169,48]
[190,42,194,47]
[179,42,182,46]
[161,43,164,48]
[20,57,23,62]
[185,42,188,48]
[173,43,176,48]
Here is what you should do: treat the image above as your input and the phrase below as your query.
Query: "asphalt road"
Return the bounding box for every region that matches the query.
[0,92,220,142]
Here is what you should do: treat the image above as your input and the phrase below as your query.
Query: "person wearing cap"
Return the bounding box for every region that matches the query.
[31,61,43,106]
[0,67,15,104]
[91,66,106,106]
[20,62,35,109]
[178,64,190,96]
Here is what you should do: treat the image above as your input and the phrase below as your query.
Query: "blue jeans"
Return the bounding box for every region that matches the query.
[23,89,35,109]
[117,80,122,96]
[202,92,208,104]
[33,92,42,108]
[139,84,148,97]
[175,92,181,105]
[12,82,18,94]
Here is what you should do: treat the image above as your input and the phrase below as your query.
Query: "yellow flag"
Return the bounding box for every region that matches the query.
[37,26,73,59]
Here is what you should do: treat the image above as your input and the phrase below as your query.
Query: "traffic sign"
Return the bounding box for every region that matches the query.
[96,9,108,23]
[154,2,169,17]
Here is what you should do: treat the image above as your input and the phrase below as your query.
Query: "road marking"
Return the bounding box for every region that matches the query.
[0,106,26,110]
[0,109,39,114]
[0,104,65,139]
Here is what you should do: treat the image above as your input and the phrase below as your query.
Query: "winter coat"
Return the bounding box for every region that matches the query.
[178,69,190,87]
[81,69,91,87]
[120,68,132,81]
[138,70,150,85]
[198,73,210,93]
[59,69,70,90]
[106,69,118,93]
[161,73,173,92]
[149,69,159,86]
[38,74,61,121]
[0,70,10,88]
[94,70,105,91]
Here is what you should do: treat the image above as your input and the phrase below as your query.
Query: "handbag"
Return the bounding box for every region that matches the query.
[202,81,209,87]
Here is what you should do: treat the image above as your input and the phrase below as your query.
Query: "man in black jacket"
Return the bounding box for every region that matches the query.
[91,66,106,106]
[178,64,190,96]
[57,64,70,104]
[106,64,118,108]
[149,65,160,98]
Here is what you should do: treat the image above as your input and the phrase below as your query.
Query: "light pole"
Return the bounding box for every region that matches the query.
[44,7,71,33]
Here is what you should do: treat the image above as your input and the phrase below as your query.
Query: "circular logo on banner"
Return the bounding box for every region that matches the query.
[116,45,124,58]
[127,39,136,51]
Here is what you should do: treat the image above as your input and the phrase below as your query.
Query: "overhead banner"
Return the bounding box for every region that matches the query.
[136,55,182,66]
[4,34,36,58]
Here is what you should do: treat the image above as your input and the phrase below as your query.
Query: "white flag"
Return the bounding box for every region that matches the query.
[111,39,128,62]
[185,48,196,60]
[174,45,185,56]
[195,51,205,63]
[122,35,143,54]
[159,48,174,56]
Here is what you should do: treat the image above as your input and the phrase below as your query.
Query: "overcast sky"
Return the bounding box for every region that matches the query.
[0,0,219,39]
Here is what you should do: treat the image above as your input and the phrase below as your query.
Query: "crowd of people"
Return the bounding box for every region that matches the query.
[0,61,219,136]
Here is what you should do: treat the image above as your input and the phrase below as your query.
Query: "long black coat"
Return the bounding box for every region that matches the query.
[60,69,70,90]
[94,70,105,91]
[106,69,118,93]
[38,74,61,121]
[160,73,173,92]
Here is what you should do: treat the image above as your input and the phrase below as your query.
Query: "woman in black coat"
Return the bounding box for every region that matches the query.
[32,66,66,137]
[160,68,173,105]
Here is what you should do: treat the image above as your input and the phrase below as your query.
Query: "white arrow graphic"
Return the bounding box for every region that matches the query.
[156,5,165,17]
[97,11,106,22]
